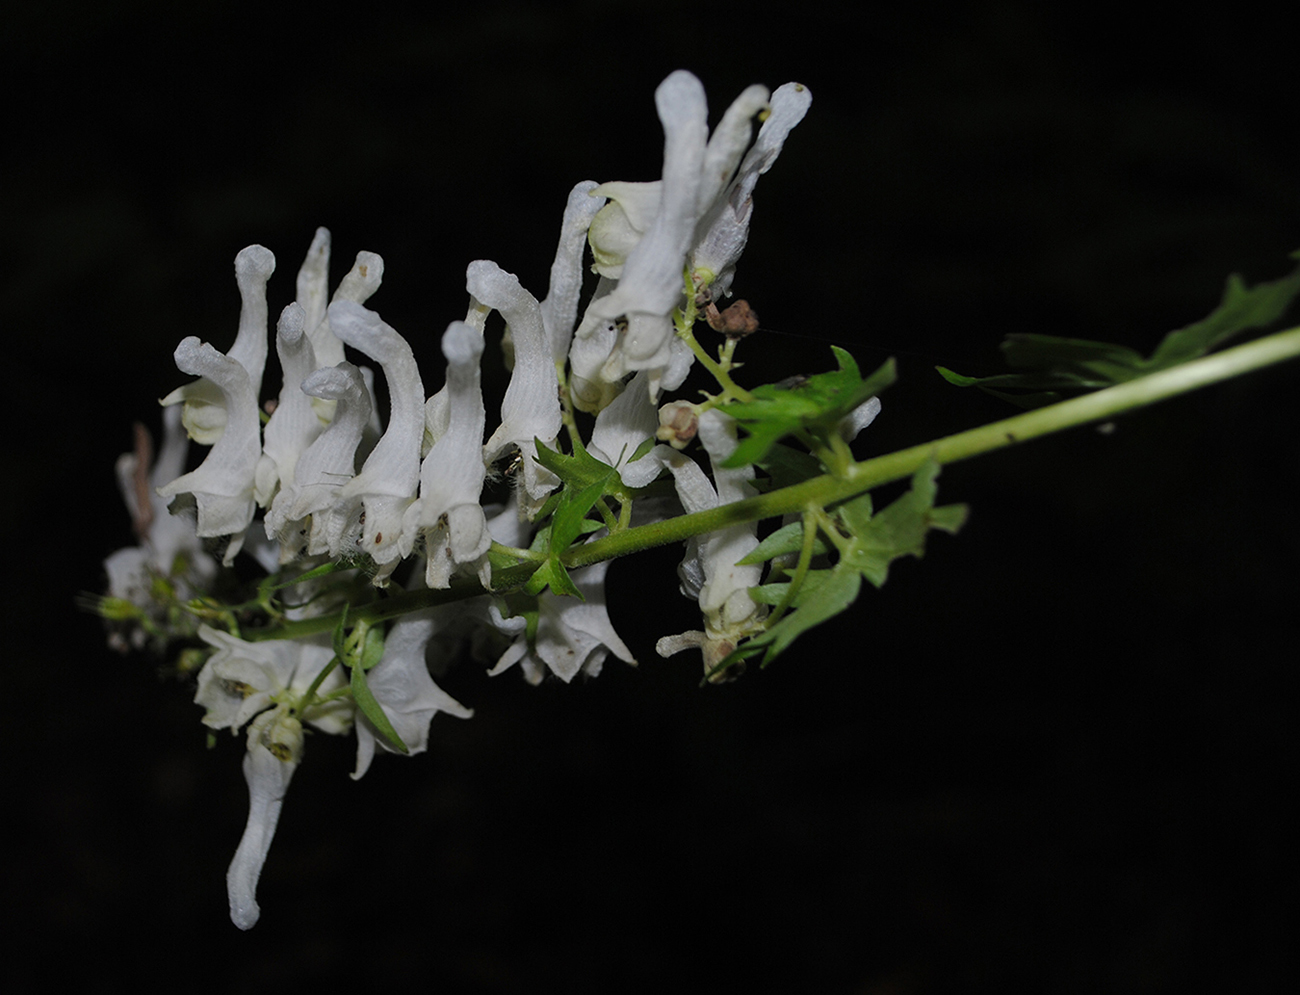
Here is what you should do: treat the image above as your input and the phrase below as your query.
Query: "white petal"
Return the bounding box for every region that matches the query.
[295,227,332,360]
[589,370,665,488]
[255,303,322,509]
[540,180,606,361]
[227,709,300,930]
[574,71,709,373]
[534,559,636,682]
[159,244,274,445]
[156,337,261,563]
[693,82,812,294]
[352,610,472,779]
[329,301,424,566]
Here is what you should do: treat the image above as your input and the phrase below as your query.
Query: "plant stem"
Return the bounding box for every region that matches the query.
[565,324,1300,567]
[251,325,1300,640]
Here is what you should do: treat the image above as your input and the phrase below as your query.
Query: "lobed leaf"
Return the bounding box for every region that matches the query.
[722,350,896,468]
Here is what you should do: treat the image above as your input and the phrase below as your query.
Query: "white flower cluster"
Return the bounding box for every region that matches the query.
[103,71,817,929]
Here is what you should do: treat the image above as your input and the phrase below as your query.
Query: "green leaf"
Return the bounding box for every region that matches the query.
[753,443,825,493]
[350,659,408,754]
[1149,254,1300,366]
[745,564,863,666]
[722,350,896,468]
[524,439,622,600]
[738,520,829,566]
[534,437,618,492]
[523,556,582,599]
[840,460,967,588]
[939,252,1300,406]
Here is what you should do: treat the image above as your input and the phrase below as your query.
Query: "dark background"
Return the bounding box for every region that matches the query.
[8,2,1296,992]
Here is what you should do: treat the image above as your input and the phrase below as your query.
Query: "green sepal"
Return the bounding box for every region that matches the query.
[722,349,896,468]
[627,435,657,465]
[349,658,409,754]
[358,623,385,671]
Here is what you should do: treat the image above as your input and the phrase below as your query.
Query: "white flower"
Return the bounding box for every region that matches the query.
[468,260,563,517]
[155,336,262,565]
[253,303,322,513]
[326,300,425,579]
[265,361,372,558]
[227,706,300,930]
[588,369,665,488]
[160,245,273,444]
[655,410,767,675]
[570,72,808,403]
[572,71,716,382]
[690,82,812,301]
[539,180,606,364]
[194,626,350,735]
[489,558,636,684]
[351,608,473,780]
[192,626,351,930]
[403,321,491,589]
[103,407,217,647]
[485,506,636,684]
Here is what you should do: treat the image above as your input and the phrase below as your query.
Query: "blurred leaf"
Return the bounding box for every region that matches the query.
[939,252,1300,406]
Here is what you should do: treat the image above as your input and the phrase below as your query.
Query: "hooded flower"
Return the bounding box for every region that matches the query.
[253,303,322,514]
[351,606,474,780]
[488,558,637,684]
[539,180,607,365]
[403,321,491,588]
[160,245,273,444]
[655,409,767,675]
[484,504,636,684]
[570,71,810,406]
[468,260,563,517]
[192,626,350,929]
[265,361,372,558]
[155,336,263,564]
[326,300,425,579]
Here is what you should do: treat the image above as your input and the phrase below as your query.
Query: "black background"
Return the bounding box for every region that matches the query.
[8,3,1297,992]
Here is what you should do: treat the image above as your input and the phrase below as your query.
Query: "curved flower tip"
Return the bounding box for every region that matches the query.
[227,708,301,930]
[540,180,607,362]
[408,321,490,585]
[328,300,424,569]
[295,226,332,344]
[158,245,275,445]
[231,245,275,399]
[156,337,261,563]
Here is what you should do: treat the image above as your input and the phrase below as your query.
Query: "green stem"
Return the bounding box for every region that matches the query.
[249,325,1300,641]
[565,325,1300,568]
